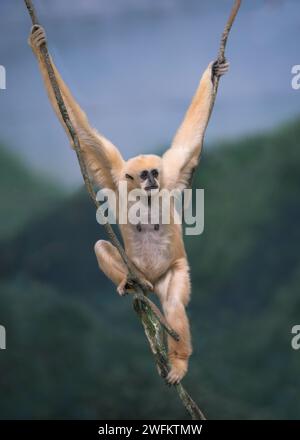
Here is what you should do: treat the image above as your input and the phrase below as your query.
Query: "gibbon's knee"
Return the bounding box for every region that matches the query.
[94,240,110,265]
[94,240,127,286]
[94,239,109,254]
[94,239,120,267]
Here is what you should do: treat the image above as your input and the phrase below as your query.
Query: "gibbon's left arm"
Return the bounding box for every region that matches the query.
[162,60,229,190]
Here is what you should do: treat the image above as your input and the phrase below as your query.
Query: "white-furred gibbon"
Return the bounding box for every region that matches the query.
[29,25,229,384]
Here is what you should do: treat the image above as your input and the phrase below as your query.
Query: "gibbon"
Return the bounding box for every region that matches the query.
[29,25,229,384]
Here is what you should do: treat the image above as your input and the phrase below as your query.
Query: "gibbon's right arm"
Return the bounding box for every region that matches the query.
[28,25,124,190]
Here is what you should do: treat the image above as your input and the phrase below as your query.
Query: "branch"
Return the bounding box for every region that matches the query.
[23,0,241,420]
[210,0,242,118]
[188,0,242,189]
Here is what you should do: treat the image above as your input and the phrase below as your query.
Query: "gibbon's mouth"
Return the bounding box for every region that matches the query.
[145,185,158,191]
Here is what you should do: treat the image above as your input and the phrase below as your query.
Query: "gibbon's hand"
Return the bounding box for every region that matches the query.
[28,25,47,51]
[212,59,230,80]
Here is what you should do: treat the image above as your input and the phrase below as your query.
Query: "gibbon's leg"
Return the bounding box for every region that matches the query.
[155,258,192,384]
[94,240,153,296]
[95,240,131,296]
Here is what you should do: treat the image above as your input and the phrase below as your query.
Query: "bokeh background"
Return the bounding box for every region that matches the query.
[0,0,299,419]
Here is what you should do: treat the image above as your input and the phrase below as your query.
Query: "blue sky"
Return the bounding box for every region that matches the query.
[0,0,299,187]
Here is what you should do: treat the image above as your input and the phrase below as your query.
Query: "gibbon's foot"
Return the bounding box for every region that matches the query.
[212,59,230,79]
[139,277,154,292]
[117,278,134,296]
[117,276,153,296]
[166,357,188,385]
[29,25,47,49]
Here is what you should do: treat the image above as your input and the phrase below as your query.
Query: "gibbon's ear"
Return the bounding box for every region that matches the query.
[125,173,134,180]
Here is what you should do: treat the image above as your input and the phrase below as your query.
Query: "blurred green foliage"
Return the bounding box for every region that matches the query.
[0,119,300,419]
[0,145,62,240]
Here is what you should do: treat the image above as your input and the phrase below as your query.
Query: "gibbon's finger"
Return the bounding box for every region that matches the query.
[31,36,46,49]
[212,60,224,78]
[219,62,230,69]
[31,24,43,34]
[35,35,46,45]
[220,62,230,69]
[218,68,230,75]
[32,34,46,41]
[31,28,45,40]
[215,64,230,76]
[30,28,45,45]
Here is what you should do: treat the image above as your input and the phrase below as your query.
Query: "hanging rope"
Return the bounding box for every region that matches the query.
[23,0,241,420]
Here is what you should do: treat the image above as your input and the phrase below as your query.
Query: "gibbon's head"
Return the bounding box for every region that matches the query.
[124,154,162,196]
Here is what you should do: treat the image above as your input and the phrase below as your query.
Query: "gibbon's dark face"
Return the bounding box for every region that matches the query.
[139,168,159,191]
[124,155,162,195]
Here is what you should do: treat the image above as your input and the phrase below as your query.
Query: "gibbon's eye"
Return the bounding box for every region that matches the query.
[151,169,159,179]
[125,173,134,180]
[140,170,148,180]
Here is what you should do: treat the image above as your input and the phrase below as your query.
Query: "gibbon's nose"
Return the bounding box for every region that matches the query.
[145,173,158,190]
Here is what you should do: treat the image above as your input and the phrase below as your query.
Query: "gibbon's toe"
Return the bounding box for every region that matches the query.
[144,279,154,292]
[117,286,127,296]
[136,277,153,292]
[117,280,128,296]
[117,278,136,296]
[166,358,188,385]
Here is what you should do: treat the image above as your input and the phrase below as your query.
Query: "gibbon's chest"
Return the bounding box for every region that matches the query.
[127,223,173,278]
